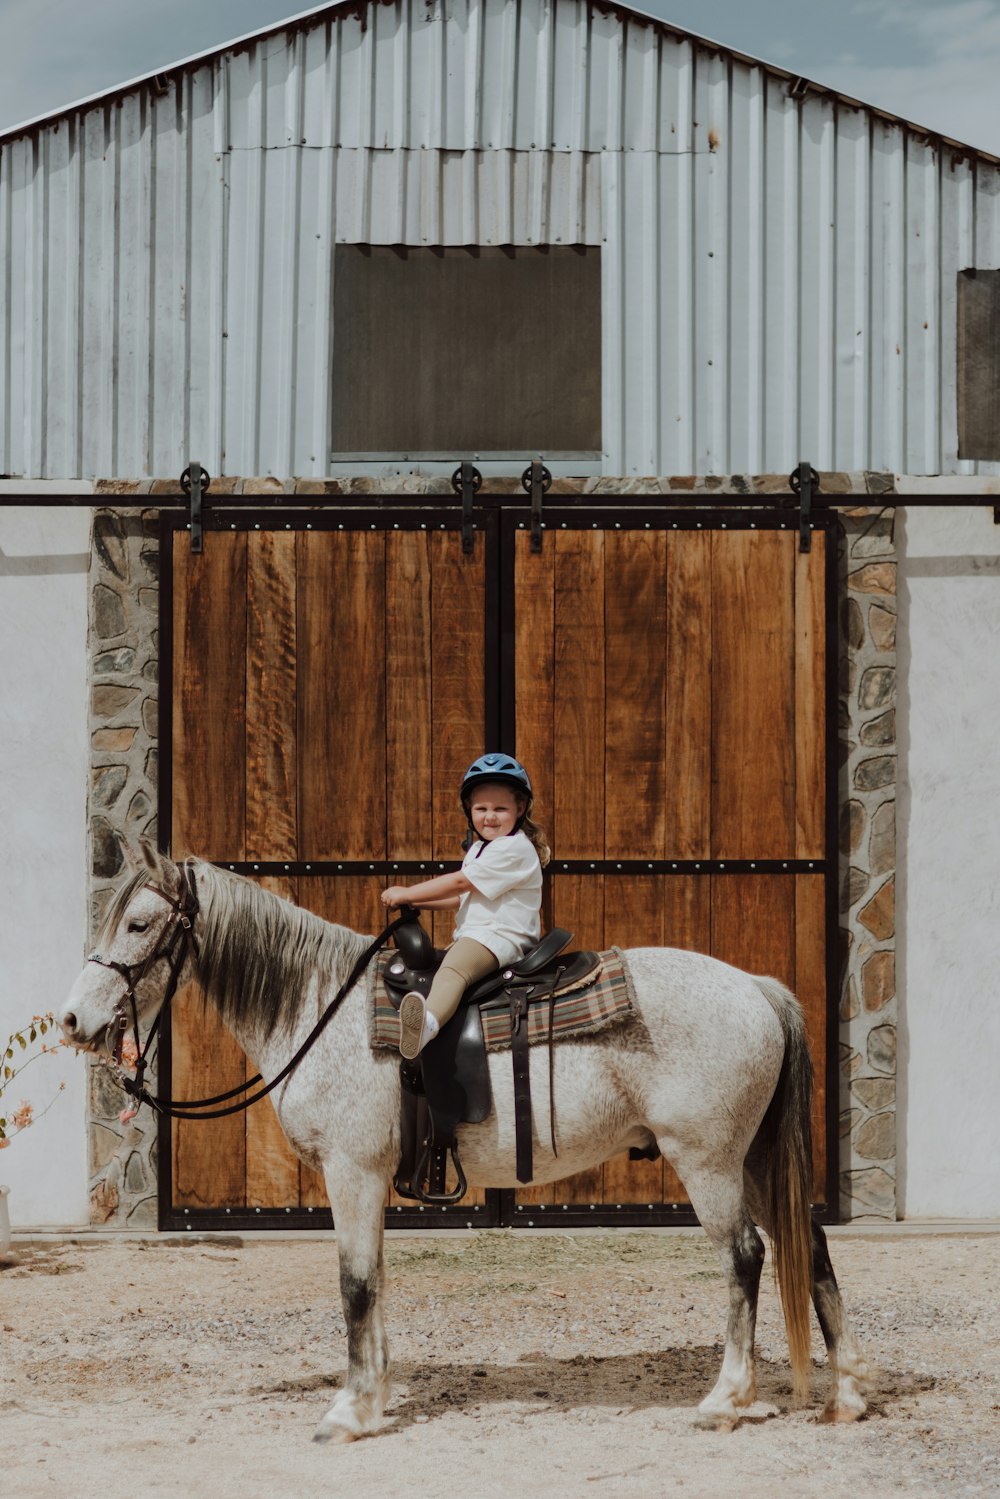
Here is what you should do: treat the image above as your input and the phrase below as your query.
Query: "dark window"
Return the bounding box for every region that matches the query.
[332,245,601,456]
[957,268,1000,461]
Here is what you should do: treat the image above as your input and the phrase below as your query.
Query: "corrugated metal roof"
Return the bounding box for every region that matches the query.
[2,0,998,164]
[1,0,999,479]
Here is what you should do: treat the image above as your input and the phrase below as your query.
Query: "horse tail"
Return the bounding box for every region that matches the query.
[754,976,814,1404]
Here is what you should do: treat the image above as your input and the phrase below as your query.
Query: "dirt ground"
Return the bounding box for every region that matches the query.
[2,1228,998,1499]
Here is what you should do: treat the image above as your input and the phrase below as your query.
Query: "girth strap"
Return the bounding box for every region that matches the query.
[510,989,532,1184]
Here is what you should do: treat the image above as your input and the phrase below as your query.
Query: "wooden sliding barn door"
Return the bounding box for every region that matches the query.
[162,513,492,1228]
[161,503,835,1230]
[509,513,832,1220]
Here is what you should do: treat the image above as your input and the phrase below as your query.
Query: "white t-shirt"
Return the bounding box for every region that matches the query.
[453,830,542,965]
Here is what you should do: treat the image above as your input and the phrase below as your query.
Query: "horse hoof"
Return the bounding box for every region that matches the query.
[694,1409,739,1433]
[313,1423,359,1444]
[819,1400,865,1424]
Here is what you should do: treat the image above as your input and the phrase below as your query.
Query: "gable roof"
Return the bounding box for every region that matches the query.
[2,0,997,165]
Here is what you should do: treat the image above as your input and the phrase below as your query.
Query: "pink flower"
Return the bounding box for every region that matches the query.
[11,1101,32,1130]
[0,1138,9,1150]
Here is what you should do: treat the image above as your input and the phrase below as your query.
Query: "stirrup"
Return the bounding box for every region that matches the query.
[403,1141,468,1205]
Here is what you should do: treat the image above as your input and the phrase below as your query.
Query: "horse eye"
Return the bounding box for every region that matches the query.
[127,920,149,934]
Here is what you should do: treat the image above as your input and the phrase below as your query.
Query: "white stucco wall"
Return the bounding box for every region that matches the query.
[897,498,1000,1217]
[0,506,91,1226]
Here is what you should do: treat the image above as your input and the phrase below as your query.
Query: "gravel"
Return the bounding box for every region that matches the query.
[2,1229,999,1498]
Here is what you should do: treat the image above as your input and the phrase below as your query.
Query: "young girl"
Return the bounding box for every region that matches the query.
[380,754,550,1059]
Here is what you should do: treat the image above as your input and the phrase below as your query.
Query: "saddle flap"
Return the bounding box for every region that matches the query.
[418,998,492,1130]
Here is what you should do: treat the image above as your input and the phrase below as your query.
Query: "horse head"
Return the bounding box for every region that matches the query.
[60,839,199,1055]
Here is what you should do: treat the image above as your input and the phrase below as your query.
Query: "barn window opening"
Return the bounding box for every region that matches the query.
[331,245,602,457]
[957,268,1000,461]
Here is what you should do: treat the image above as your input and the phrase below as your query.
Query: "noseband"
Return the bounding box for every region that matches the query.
[86,863,201,1107]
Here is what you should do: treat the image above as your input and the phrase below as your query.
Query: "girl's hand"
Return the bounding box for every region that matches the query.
[381,886,410,909]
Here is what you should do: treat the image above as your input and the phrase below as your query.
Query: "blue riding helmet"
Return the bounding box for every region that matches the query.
[460,753,533,805]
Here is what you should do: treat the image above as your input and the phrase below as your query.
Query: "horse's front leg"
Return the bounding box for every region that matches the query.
[314,1160,392,1443]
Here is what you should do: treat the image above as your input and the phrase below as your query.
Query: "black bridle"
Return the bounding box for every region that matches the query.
[86,862,202,1111]
[88,867,413,1121]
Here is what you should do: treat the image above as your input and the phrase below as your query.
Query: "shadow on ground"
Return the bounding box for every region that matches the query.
[256,1348,936,1429]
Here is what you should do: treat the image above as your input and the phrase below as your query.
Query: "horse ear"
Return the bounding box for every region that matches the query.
[138,837,160,872]
[118,836,142,875]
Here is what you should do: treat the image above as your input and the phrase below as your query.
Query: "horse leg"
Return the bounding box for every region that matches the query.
[810,1220,872,1422]
[314,1160,392,1444]
[743,1163,871,1421]
[678,1160,765,1430]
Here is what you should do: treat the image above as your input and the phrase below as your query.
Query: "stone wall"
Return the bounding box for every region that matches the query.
[84,475,897,1223]
[837,504,897,1220]
[87,509,160,1226]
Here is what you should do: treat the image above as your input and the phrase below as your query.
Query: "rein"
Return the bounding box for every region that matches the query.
[89,871,412,1122]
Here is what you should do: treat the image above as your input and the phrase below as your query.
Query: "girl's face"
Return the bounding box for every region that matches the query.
[467,783,526,841]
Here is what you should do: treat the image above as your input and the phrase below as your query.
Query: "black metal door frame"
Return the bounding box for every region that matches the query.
[157,498,839,1232]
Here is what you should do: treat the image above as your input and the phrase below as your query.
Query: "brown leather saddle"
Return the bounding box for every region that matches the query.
[384,908,599,1204]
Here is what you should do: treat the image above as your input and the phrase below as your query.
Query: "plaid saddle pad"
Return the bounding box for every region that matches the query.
[368,946,635,1052]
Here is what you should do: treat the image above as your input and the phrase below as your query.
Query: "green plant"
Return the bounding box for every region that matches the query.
[0,1014,67,1147]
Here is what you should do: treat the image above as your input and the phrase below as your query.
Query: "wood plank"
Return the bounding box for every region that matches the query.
[172,531,247,858]
[795,874,828,1201]
[514,530,555,847]
[710,874,796,991]
[246,532,297,860]
[553,531,605,858]
[245,539,301,1204]
[431,531,485,861]
[665,531,713,858]
[171,533,248,1209]
[661,876,712,956]
[298,531,387,859]
[605,531,668,858]
[795,532,826,860]
[386,532,433,859]
[711,532,795,859]
[245,875,302,1208]
[602,875,665,1205]
[603,874,663,949]
[550,873,605,954]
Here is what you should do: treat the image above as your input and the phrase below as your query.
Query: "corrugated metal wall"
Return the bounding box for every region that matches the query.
[2,0,999,478]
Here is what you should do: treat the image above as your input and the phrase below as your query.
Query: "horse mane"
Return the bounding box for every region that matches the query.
[103,852,372,1041]
[192,861,373,1039]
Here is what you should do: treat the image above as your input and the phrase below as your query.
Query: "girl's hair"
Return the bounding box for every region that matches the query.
[520,810,551,868]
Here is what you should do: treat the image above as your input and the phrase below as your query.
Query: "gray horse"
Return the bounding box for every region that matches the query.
[61,843,870,1441]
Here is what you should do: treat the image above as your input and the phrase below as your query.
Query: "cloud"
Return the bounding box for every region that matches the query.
[0,0,297,132]
[825,1,1000,153]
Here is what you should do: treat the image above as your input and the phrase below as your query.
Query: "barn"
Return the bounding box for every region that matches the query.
[1,0,998,1234]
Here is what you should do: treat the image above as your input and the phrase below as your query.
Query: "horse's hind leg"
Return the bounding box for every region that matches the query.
[678,1160,765,1430]
[810,1220,871,1422]
[314,1158,392,1443]
[743,1162,871,1421]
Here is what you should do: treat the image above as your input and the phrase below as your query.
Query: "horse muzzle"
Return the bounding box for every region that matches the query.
[60,974,119,1052]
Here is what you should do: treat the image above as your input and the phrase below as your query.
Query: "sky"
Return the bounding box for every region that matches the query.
[1,0,999,154]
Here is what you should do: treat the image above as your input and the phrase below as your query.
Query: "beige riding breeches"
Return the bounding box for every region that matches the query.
[425,938,499,1027]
